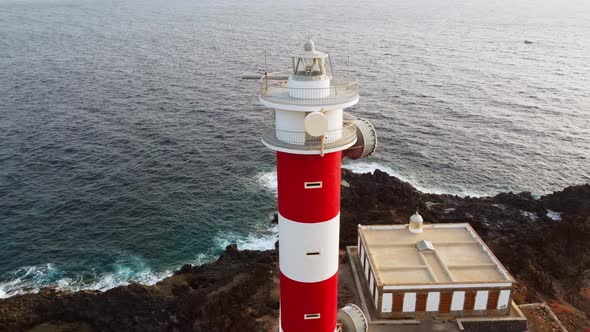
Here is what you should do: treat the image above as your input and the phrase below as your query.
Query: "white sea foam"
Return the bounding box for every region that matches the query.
[342,161,398,177]
[213,224,279,251]
[546,210,562,221]
[1,225,280,299]
[0,263,60,299]
[343,161,488,197]
[256,171,278,195]
[192,252,215,266]
[0,278,24,299]
[60,269,173,293]
[0,260,173,299]
[522,211,538,221]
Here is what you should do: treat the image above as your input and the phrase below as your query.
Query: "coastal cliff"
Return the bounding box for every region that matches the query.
[0,170,589,331]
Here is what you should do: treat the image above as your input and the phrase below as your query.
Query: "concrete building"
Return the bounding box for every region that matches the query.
[357,221,515,320]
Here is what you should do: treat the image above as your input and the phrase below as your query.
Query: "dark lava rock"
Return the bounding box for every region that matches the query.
[340,170,590,331]
[542,184,590,216]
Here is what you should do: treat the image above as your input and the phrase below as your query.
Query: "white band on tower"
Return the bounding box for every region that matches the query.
[278,213,340,283]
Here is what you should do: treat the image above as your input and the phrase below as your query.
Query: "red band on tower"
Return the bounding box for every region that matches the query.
[277,151,342,223]
[280,271,338,332]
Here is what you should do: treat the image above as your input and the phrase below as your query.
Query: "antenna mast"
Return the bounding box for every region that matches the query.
[264,50,268,91]
[347,50,350,73]
[264,49,268,76]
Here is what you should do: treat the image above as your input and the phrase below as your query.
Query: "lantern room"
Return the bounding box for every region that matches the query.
[291,37,329,80]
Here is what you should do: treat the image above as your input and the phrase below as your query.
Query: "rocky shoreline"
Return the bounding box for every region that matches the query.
[1,169,589,331]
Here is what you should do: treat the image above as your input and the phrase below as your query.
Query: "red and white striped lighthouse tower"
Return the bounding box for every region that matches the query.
[257,37,376,332]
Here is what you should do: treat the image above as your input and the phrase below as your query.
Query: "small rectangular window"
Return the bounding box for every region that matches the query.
[304,181,322,189]
[304,313,321,320]
[306,251,320,256]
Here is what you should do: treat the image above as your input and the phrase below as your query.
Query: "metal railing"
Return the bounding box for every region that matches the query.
[261,112,357,151]
[259,75,359,106]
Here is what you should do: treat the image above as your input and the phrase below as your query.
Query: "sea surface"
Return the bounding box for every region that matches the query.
[1,0,589,298]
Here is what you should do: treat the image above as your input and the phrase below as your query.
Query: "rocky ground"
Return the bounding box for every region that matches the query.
[340,169,590,332]
[0,169,589,332]
[520,304,569,332]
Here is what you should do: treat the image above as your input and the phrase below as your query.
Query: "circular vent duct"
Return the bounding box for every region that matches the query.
[343,118,377,160]
[337,303,368,332]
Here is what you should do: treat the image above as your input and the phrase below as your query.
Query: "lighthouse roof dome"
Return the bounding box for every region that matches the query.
[294,36,329,59]
[304,37,315,51]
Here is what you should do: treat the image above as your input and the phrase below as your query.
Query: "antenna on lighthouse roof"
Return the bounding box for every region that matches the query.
[264,49,268,76]
[263,49,268,91]
[347,50,351,72]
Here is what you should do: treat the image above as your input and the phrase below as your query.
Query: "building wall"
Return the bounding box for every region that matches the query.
[358,232,378,307]
[373,287,512,319]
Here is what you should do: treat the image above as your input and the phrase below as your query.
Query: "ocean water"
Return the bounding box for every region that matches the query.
[1,0,589,297]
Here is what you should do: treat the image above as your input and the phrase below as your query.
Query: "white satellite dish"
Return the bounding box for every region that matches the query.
[305,112,328,137]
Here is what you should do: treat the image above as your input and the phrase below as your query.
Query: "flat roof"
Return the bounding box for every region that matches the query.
[359,223,515,286]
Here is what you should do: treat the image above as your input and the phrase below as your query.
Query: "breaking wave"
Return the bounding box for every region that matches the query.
[0,264,60,299]
[0,224,279,299]
[255,171,278,195]
[0,259,172,299]
[213,224,278,251]
[342,161,488,197]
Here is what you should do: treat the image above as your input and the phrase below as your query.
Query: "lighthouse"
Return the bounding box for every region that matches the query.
[257,37,377,332]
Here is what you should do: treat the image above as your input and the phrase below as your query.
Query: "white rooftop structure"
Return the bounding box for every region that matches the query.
[357,223,516,319]
[359,223,514,285]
